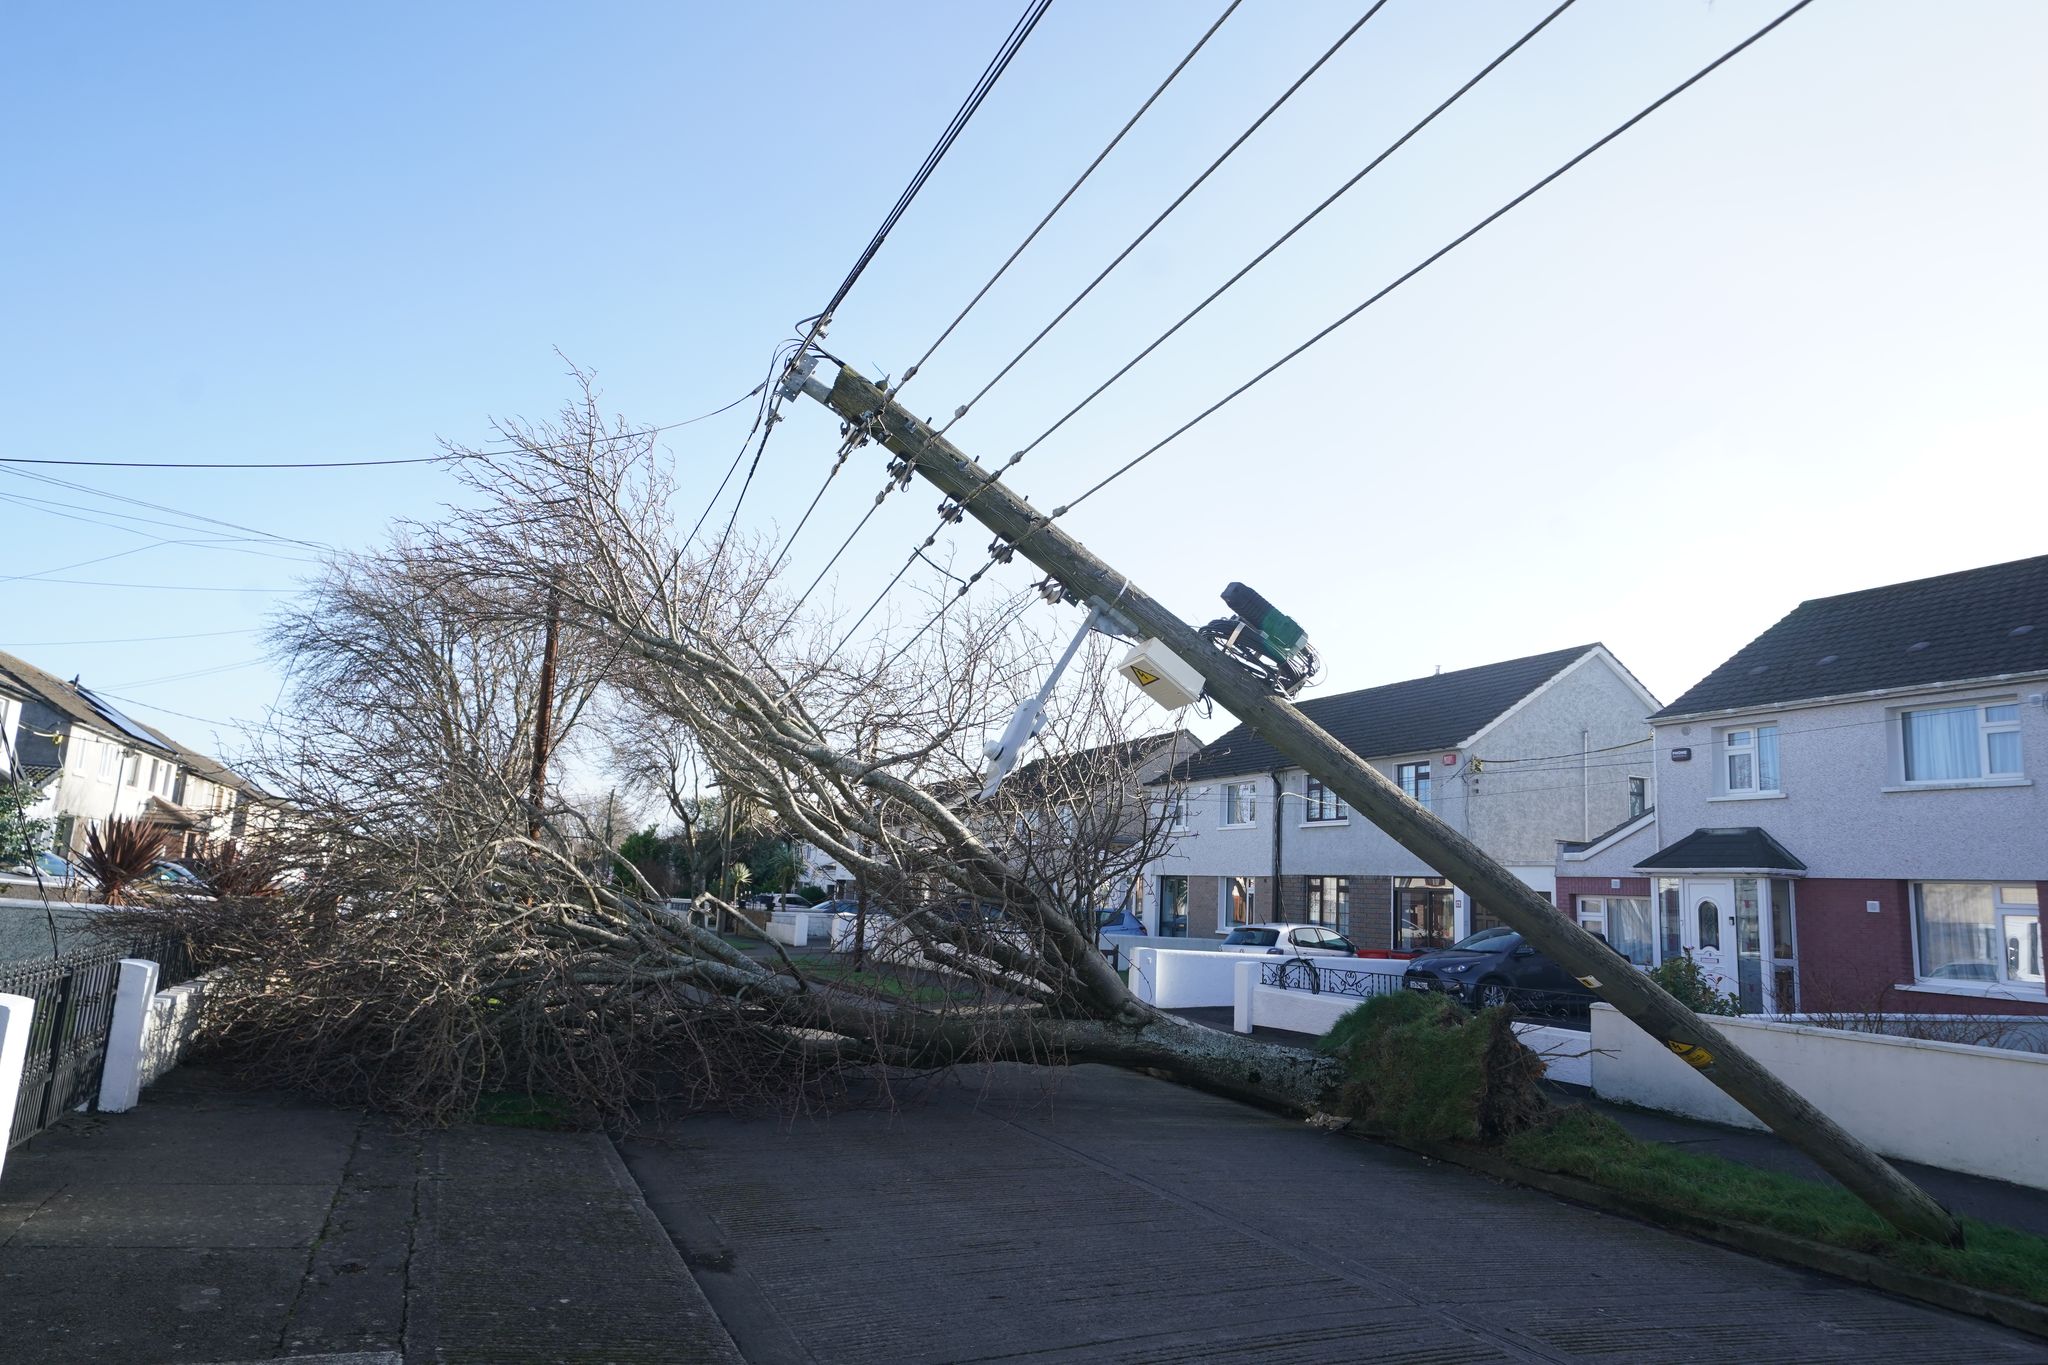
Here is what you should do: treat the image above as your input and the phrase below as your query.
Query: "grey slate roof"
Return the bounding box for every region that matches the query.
[1635,827,1806,874]
[1162,645,1599,784]
[0,648,262,796]
[1560,807,1653,854]
[1656,553,2048,720]
[0,649,174,754]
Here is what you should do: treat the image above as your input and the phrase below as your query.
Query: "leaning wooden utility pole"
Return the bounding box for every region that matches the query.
[797,362,1962,1247]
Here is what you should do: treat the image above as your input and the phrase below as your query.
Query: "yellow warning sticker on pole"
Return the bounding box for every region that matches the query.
[1666,1040,1714,1069]
[1131,667,1160,686]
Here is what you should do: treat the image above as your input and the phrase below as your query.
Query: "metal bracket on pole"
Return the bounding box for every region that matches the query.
[979,606,1102,800]
[776,352,831,405]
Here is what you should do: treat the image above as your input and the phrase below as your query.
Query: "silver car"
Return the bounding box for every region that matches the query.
[1216,923,1361,957]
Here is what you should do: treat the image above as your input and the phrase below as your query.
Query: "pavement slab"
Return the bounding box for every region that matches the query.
[0,1066,740,1365]
[621,1062,2048,1365]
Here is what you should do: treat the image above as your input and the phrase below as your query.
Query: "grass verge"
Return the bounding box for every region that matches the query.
[1504,1107,2048,1305]
[796,958,976,1005]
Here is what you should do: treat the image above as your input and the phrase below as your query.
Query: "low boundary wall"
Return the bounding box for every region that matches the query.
[1590,1004,2048,1190]
[1128,947,1244,1009]
[1,952,209,1178]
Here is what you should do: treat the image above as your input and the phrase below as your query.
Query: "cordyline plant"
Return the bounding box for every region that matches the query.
[80,816,169,905]
[113,377,1422,1131]
[187,843,287,899]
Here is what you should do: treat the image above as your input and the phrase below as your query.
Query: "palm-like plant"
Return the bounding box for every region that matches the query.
[189,842,286,899]
[80,816,170,905]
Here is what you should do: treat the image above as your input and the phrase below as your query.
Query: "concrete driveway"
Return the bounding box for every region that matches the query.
[622,1063,2046,1364]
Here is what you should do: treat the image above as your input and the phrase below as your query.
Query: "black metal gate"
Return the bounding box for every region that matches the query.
[1,938,188,1151]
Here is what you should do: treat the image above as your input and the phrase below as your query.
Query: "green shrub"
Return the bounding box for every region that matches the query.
[1648,952,1741,1015]
[1319,990,1548,1142]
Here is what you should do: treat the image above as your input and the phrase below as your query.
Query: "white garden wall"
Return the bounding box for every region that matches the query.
[1590,1004,2048,1190]
[1127,947,1247,1009]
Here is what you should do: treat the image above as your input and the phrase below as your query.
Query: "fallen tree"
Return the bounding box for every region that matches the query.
[121,381,1347,1126]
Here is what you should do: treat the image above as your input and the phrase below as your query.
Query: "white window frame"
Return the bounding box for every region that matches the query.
[1219,781,1257,828]
[1302,775,1346,824]
[1716,724,1779,796]
[1627,775,1647,819]
[1579,893,1656,968]
[1894,698,2024,786]
[1221,875,1257,932]
[1910,882,2041,990]
[1395,761,1432,811]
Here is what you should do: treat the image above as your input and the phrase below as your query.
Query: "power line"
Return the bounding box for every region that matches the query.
[0,628,263,647]
[980,0,1578,493]
[792,0,1054,366]
[86,691,239,730]
[898,0,1244,393]
[110,656,271,690]
[1053,0,1816,519]
[0,502,321,568]
[801,0,1813,708]
[745,1,1054,578]
[938,0,1394,436]
[0,454,440,470]
[681,341,799,551]
[25,578,291,593]
[804,0,1410,660]
[2,379,771,472]
[1,466,329,552]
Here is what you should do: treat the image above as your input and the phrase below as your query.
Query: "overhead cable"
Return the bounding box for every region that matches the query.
[1056,0,1818,518]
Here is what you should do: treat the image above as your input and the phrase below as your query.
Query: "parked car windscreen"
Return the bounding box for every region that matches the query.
[1449,927,1519,952]
[1223,928,1279,947]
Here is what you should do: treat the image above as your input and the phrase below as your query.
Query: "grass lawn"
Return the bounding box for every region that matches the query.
[796,958,977,1006]
[1506,1108,2048,1305]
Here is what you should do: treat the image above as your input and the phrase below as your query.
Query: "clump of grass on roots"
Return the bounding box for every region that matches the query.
[1319,990,1548,1142]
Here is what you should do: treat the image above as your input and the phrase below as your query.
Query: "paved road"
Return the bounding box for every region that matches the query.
[0,1068,739,1364]
[623,1063,2046,1364]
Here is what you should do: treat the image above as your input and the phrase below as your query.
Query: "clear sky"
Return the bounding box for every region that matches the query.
[4,0,2044,774]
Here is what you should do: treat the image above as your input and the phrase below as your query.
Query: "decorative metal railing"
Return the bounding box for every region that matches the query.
[1258,957,1405,1000]
[0,935,194,1150]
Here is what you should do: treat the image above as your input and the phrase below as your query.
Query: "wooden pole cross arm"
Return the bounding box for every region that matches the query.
[806,362,1962,1247]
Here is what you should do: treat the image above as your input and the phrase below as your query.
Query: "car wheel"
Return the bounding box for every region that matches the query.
[1472,980,1512,1011]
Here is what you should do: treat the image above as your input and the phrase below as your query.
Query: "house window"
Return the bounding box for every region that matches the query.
[1900,701,2023,783]
[1628,776,1647,819]
[1157,876,1188,937]
[1719,725,1779,794]
[1220,781,1257,827]
[1579,895,1654,967]
[1396,762,1432,810]
[1160,791,1187,830]
[1393,876,1454,951]
[1305,875,1348,927]
[1224,876,1257,928]
[98,745,118,779]
[1303,776,1345,823]
[1913,883,2041,987]
[1657,880,1682,962]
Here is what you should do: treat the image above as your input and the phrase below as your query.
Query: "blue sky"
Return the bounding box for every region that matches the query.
[4,0,2044,773]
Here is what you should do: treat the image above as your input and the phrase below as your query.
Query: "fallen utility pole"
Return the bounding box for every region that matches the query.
[799,362,1962,1247]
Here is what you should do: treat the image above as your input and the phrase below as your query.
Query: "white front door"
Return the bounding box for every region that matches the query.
[1684,879,1739,998]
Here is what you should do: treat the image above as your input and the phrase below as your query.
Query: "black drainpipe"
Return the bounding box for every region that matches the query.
[1270,767,1286,920]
